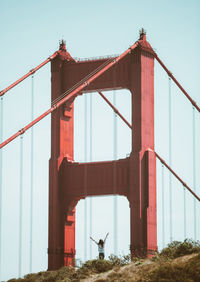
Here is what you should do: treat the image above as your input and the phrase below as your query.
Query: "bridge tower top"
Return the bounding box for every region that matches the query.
[139,28,146,40]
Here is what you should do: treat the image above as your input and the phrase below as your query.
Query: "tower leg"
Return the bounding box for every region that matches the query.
[129,34,157,257]
[146,149,157,255]
[129,150,157,257]
[64,204,76,266]
[49,51,74,269]
[48,159,64,270]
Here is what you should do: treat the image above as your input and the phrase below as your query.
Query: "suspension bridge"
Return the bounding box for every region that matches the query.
[0,30,199,280]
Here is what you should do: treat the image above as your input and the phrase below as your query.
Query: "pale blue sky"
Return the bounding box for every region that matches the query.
[0,0,200,281]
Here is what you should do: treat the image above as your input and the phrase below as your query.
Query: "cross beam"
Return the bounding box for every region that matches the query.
[0,42,138,149]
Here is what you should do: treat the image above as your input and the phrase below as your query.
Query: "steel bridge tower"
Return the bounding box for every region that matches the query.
[48,32,157,270]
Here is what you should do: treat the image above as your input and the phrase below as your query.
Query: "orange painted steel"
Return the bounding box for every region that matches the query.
[155,152,200,202]
[1,33,199,271]
[0,42,138,149]
[48,31,157,270]
[98,91,132,129]
[0,52,59,97]
[153,53,200,112]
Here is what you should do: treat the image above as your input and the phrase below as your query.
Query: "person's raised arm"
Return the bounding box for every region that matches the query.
[104,232,109,243]
[90,236,98,245]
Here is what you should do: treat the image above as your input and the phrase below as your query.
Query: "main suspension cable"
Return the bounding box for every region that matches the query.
[0,41,138,149]
[51,57,114,107]
[98,91,132,129]
[153,53,200,113]
[0,52,59,97]
[155,152,200,202]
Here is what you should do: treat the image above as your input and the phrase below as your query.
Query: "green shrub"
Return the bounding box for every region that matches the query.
[160,239,200,259]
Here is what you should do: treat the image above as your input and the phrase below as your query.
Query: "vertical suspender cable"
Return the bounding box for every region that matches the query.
[19,135,24,277]
[183,186,186,238]
[113,91,118,255]
[30,75,34,272]
[168,76,172,242]
[161,164,165,249]
[192,106,196,240]
[89,94,92,260]
[0,97,3,281]
[84,94,87,262]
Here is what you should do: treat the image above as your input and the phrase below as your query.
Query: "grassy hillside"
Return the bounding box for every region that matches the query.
[8,239,200,282]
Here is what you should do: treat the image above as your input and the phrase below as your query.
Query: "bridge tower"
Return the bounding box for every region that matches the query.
[48,31,157,270]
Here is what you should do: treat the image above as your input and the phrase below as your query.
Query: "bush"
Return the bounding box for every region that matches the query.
[160,239,200,259]
[108,254,131,266]
[145,253,200,282]
[79,259,113,273]
[10,240,200,282]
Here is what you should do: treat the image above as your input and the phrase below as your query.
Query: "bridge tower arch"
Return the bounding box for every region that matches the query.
[48,31,157,270]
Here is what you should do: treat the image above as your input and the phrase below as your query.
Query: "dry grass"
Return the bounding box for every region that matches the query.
[83,253,200,282]
[8,240,200,282]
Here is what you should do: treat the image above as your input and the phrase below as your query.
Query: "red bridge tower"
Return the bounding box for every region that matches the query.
[48,31,157,270]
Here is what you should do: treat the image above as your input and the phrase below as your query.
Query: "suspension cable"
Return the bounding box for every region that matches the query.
[89,94,92,260]
[0,96,3,281]
[153,53,200,113]
[0,52,59,97]
[84,95,88,262]
[113,87,118,256]
[51,58,114,106]
[19,135,24,278]
[161,164,165,249]
[192,107,196,240]
[98,91,132,129]
[155,152,200,202]
[183,186,186,238]
[0,41,139,149]
[30,75,34,273]
[168,77,172,242]
[84,196,87,262]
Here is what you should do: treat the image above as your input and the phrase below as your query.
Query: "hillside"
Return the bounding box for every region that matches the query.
[8,240,200,282]
[83,252,200,281]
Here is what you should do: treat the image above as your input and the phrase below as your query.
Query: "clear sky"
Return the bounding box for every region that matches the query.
[0,0,200,281]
